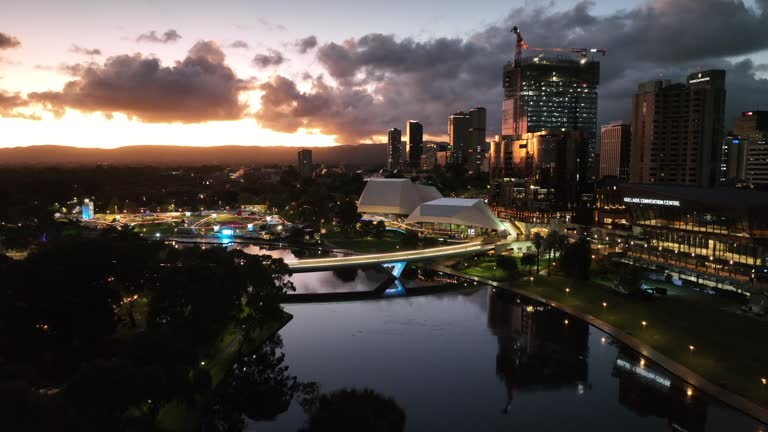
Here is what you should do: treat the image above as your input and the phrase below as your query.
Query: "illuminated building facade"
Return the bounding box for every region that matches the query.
[502,56,600,175]
[599,121,631,181]
[405,120,423,168]
[468,107,487,171]
[489,130,588,218]
[598,183,768,293]
[629,70,726,188]
[733,111,768,185]
[449,111,471,165]
[82,199,94,220]
[387,128,402,170]
[297,149,313,178]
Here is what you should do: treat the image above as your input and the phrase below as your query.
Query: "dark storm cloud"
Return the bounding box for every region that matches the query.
[229,40,249,49]
[29,41,251,123]
[0,90,38,120]
[295,36,317,54]
[69,44,101,56]
[136,29,182,44]
[252,49,285,68]
[255,0,768,142]
[0,32,21,49]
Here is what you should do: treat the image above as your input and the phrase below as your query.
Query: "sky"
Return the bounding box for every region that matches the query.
[1,0,768,148]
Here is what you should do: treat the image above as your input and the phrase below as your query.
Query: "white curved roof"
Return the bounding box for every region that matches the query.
[405,198,506,230]
[357,179,442,216]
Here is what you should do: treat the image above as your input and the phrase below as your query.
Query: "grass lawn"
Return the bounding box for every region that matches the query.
[507,274,768,408]
[454,255,510,282]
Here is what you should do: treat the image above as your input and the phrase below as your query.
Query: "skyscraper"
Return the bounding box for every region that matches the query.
[405,120,423,167]
[630,70,726,187]
[734,111,768,185]
[387,128,402,170]
[469,107,487,170]
[599,121,631,181]
[297,148,313,178]
[449,111,471,165]
[502,56,600,175]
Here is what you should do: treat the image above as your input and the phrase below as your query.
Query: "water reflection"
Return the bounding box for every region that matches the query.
[210,335,406,432]
[219,287,764,431]
[487,289,589,413]
[613,348,709,432]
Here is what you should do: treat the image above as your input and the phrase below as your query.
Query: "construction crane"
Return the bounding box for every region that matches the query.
[528,47,607,63]
[510,26,527,136]
[509,26,607,135]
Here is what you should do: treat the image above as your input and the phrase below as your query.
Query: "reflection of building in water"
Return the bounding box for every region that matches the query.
[487,289,589,413]
[612,349,708,432]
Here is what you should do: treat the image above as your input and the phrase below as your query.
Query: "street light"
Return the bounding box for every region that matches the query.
[642,320,647,330]
[602,301,607,311]
[689,345,695,359]
[564,319,569,325]
[566,287,570,295]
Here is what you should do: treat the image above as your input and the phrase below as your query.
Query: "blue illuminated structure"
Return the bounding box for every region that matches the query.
[383,280,406,297]
[382,261,407,279]
[82,199,93,220]
[220,228,234,236]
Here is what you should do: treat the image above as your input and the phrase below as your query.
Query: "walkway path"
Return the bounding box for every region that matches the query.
[287,241,496,272]
[428,263,768,425]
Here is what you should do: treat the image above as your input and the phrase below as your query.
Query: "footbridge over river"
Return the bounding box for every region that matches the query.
[287,241,500,273]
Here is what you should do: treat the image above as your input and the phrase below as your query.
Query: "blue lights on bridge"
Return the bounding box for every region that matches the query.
[383,280,406,297]
[382,261,407,279]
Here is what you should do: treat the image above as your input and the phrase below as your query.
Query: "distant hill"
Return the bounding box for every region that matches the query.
[0,144,389,167]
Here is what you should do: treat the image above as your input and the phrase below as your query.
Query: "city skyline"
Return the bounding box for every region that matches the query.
[1,0,768,148]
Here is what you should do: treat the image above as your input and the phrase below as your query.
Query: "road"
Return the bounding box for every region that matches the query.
[287,241,497,272]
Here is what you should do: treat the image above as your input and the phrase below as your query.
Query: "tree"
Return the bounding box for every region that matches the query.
[559,237,592,280]
[300,388,406,432]
[495,255,519,276]
[336,200,359,235]
[532,233,544,275]
[617,263,644,295]
[520,253,536,274]
[400,230,419,248]
[544,231,566,275]
[373,221,386,240]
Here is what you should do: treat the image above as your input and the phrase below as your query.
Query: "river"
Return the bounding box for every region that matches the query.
[209,272,765,431]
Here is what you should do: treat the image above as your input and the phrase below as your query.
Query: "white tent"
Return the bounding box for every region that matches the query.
[405,198,506,231]
[357,179,443,215]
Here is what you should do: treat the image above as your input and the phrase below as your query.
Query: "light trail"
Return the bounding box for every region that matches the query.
[287,241,497,272]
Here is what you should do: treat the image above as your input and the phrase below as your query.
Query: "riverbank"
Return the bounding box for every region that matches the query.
[435,264,768,424]
[157,311,294,431]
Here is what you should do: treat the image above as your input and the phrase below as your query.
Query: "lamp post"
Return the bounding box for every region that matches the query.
[689,345,695,359]
[602,301,607,311]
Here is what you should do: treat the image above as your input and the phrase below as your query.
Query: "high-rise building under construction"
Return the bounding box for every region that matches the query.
[502,56,600,175]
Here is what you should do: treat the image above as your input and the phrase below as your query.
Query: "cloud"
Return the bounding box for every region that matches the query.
[295,36,317,54]
[252,0,768,143]
[252,49,285,68]
[28,41,251,123]
[229,40,249,49]
[136,29,182,44]
[0,32,21,50]
[257,18,286,32]
[0,90,39,120]
[69,44,102,56]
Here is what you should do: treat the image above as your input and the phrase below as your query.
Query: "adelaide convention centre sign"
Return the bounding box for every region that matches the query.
[623,197,681,207]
